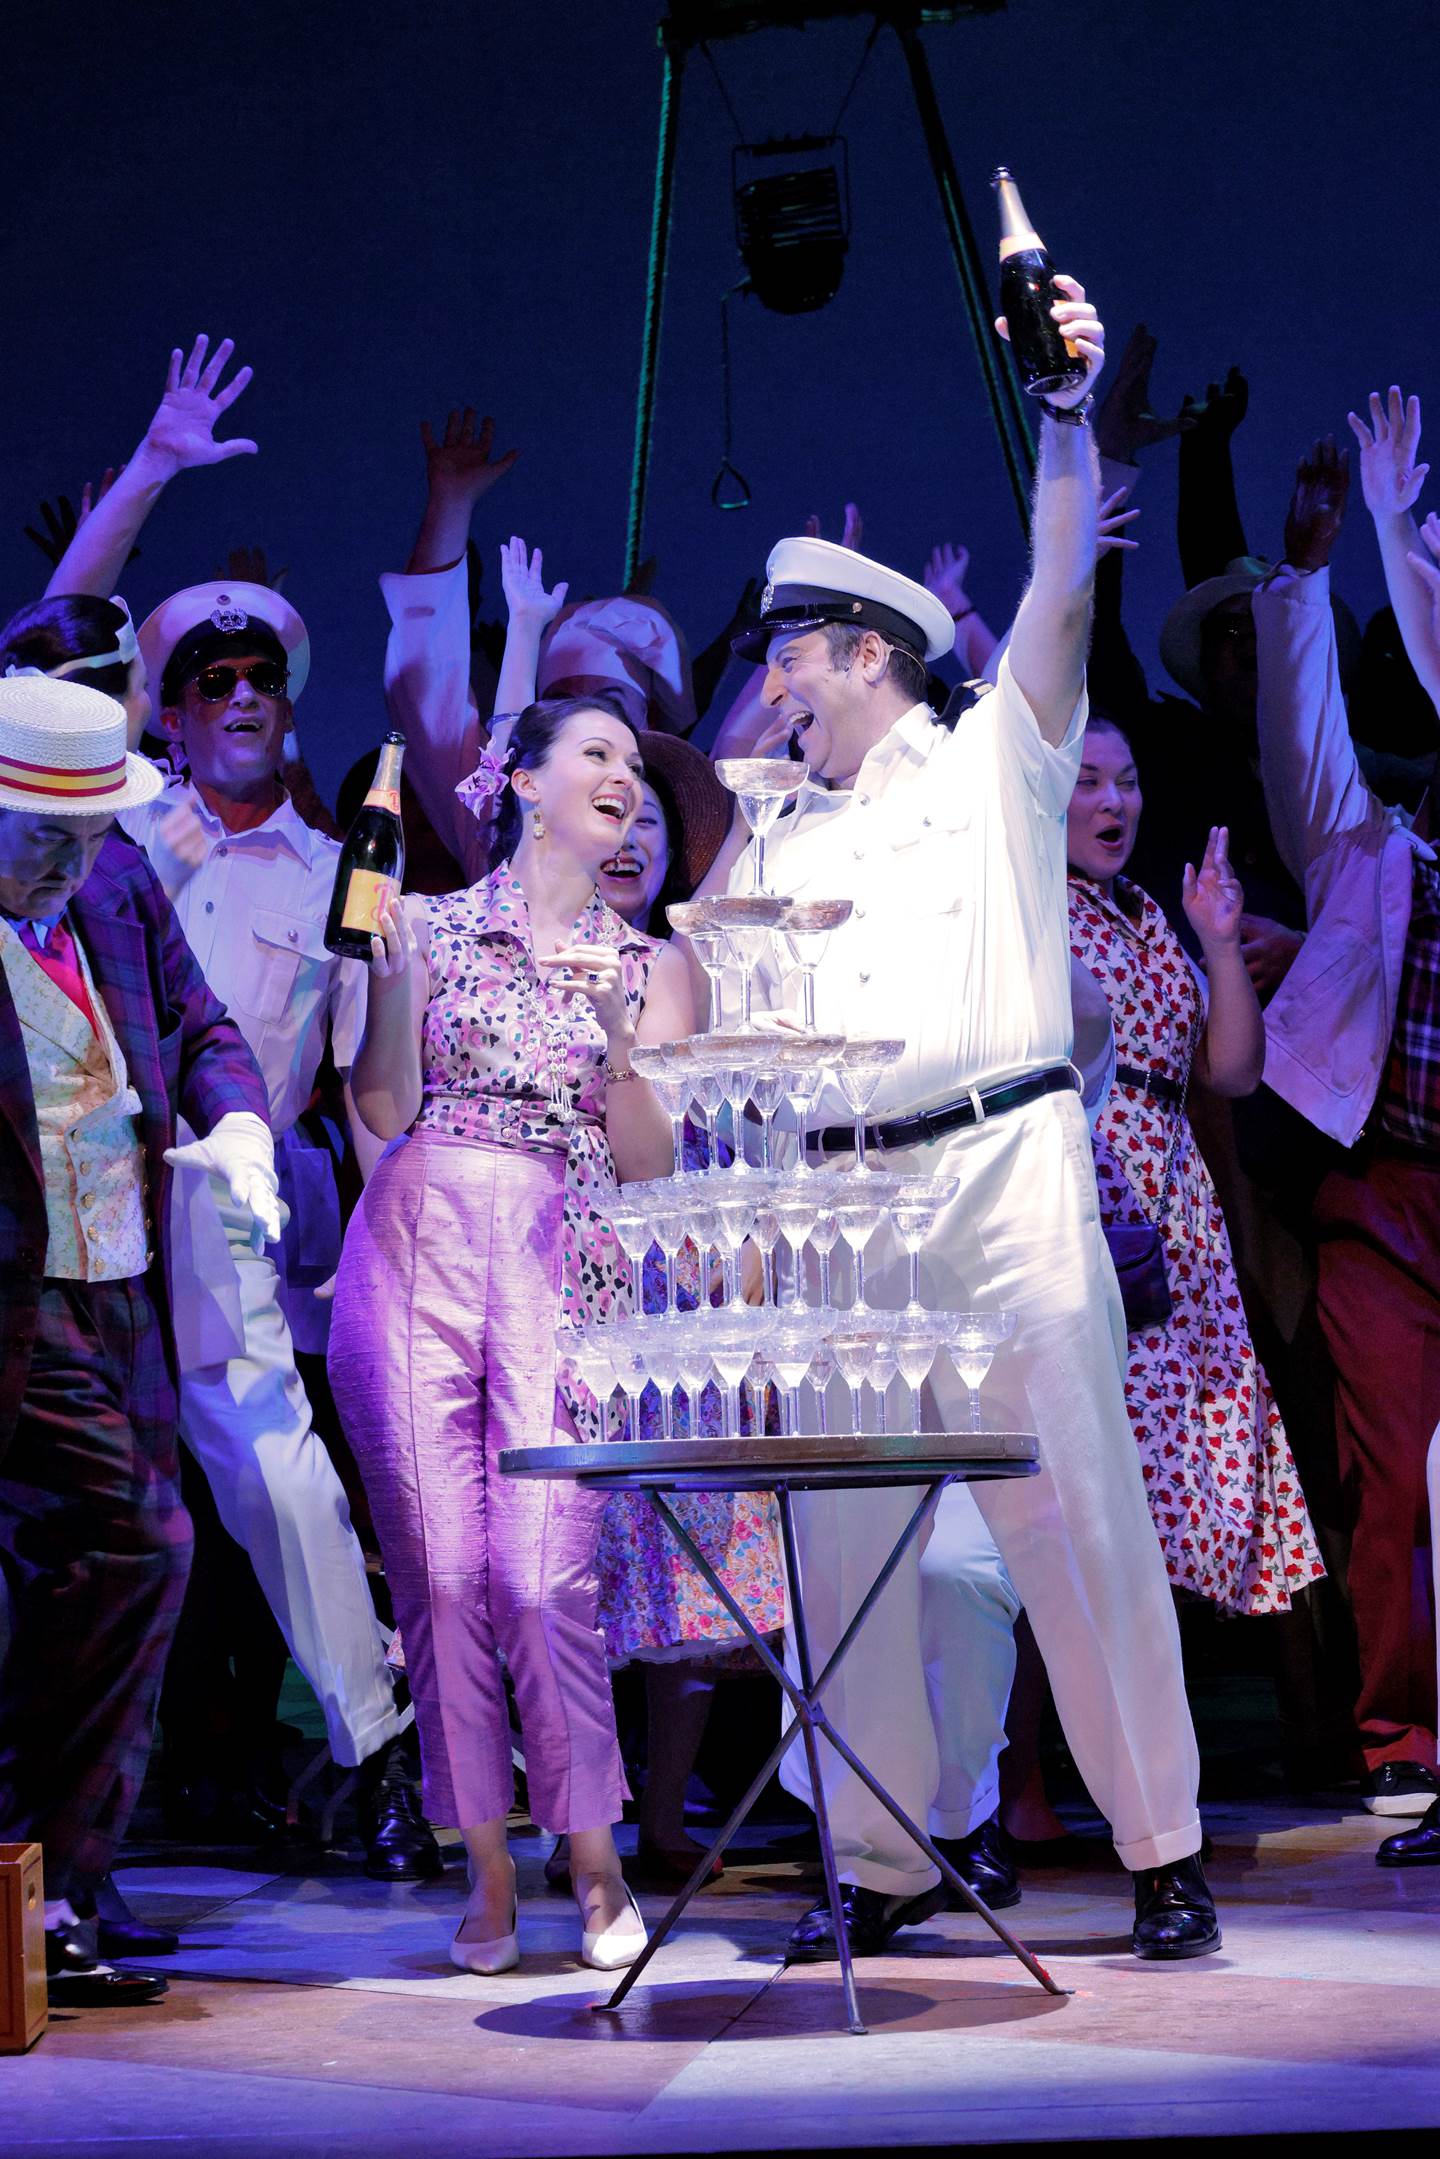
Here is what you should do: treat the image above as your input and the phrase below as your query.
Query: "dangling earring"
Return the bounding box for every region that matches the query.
[531,807,547,842]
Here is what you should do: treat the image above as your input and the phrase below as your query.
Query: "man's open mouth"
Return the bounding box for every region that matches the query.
[224,718,264,735]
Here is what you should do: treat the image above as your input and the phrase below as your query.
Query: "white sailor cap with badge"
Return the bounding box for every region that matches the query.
[138,581,311,709]
[730,536,956,666]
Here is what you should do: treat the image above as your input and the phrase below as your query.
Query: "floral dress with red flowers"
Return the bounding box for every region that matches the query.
[1068,873,1326,1614]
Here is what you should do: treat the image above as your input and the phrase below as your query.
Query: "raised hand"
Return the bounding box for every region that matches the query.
[420,408,520,505]
[1094,323,1192,463]
[923,541,975,618]
[23,470,132,569]
[142,335,257,474]
[1178,366,1249,442]
[1097,484,1140,555]
[804,502,863,550]
[1283,436,1350,571]
[498,536,569,628]
[1406,512,1440,648]
[218,543,289,591]
[996,275,1105,408]
[1347,387,1428,517]
[1182,826,1245,951]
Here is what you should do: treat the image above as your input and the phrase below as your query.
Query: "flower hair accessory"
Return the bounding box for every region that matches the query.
[456,741,513,821]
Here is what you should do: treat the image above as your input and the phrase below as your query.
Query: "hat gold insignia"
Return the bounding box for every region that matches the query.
[209,593,250,634]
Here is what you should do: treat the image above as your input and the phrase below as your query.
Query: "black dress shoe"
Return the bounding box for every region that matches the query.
[1131,1853,1221,1960]
[86,1875,179,1959]
[356,1737,443,1881]
[785,1880,948,1962]
[1377,1796,1440,1866]
[46,1923,167,2008]
[932,1813,1020,1912]
[1363,1762,1440,1817]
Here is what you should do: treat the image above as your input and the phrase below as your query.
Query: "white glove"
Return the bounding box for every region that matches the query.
[165,1110,284,1254]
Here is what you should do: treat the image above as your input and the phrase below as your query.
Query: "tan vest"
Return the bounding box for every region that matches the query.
[0,922,149,1281]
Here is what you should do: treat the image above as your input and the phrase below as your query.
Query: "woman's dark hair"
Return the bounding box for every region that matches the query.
[0,595,134,703]
[486,691,636,868]
[637,760,692,928]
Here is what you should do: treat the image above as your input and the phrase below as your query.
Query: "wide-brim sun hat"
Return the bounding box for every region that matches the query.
[1159,557,1270,702]
[138,581,311,707]
[0,673,164,816]
[634,729,732,894]
[731,536,955,666]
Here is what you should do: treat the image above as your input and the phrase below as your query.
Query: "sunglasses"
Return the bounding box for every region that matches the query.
[191,660,289,703]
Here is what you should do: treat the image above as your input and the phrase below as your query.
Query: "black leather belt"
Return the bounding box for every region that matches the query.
[1115,1063,1184,1106]
[813,1062,1082,1157]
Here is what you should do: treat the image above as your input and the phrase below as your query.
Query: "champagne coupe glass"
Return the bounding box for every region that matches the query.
[710,1326,760,1438]
[685,1042,729,1170]
[835,1038,906,1172]
[628,1042,691,1182]
[705,1034,764,1174]
[667,902,729,1031]
[683,1196,719,1315]
[780,899,854,1029]
[808,1198,843,1310]
[745,1343,776,1437]
[750,1190,783,1307]
[561,1326,618,1436]
[641,1321,683,1441]
[647,1190,691,1321]
[710,1190,759,1310]
[807,1336,836,1438]
[892,1314,945,1434]
[714,757,809,896]
[835,1191,886,1309]
[773,1190,820,1310]
[941,1311,1018,1432]
[771,1323,818,1434]
[832,1328,888,1434]
[607,1197,654,1306]
[868,1328,899,1437]
[776,1034,845,1168]
[675,1321,716,1440]
[705,895,789,1032]
[611,1334,652,1443]
[891,1175,961,1312]
[749,1061,789,1170]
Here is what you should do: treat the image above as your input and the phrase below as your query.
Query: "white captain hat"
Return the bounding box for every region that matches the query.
[138,581,311,707]
[731,536,954,665]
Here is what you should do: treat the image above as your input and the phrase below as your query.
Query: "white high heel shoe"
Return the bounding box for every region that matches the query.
[450,1906,519,1976]
[576,1874,647,1972]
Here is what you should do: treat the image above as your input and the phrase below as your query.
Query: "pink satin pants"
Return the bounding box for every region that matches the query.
[328,1129,623,1831]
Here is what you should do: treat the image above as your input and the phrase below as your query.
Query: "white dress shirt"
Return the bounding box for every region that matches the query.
[739,661,1087,1125]
[122,780,364,1133]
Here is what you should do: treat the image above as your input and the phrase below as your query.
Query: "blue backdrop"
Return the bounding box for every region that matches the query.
[4,0,1437,801]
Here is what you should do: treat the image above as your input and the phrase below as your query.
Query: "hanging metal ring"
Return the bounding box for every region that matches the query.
[711,459,752,510]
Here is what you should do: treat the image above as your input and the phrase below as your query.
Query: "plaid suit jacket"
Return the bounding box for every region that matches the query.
[0,833,268,1447]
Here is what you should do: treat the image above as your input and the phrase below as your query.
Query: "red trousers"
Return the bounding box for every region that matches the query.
[1315,1147,1440,1769]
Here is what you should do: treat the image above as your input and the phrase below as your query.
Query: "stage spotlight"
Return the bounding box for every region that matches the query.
[733,134,850,314]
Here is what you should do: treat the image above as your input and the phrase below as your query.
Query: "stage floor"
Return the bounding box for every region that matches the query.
[5,1797,1440,2156]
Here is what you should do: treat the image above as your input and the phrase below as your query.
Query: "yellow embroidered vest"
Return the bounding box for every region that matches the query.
[0,922,149,1281]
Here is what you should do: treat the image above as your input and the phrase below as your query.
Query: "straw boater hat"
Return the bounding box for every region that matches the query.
[137,581,311,707]
[0,673,164,816]
[731,536,955,665]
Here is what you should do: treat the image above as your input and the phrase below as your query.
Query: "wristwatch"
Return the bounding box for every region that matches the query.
[1040,392,1094,428]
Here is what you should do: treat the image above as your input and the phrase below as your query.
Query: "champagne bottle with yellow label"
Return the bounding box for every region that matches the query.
[324,732,406,960]
[992,167,1087,400]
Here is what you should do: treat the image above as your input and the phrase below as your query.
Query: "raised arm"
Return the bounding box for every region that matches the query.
[1176,366,1250,587]
[1182,826,1264,1095]
[45,335,257,598]
[1347,387,1440,707]
[494,536,568,716]
[406,409,519,574]
[1003,275,1105,744]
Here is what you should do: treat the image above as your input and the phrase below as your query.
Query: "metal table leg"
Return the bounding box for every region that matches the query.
[594,1473,1063,2031]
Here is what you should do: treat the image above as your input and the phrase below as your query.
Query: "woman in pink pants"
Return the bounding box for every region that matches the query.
[329,694,694,1973]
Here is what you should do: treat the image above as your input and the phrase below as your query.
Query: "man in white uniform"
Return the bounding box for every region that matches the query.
[123,581,438,1879]
[725,276,1216,1961]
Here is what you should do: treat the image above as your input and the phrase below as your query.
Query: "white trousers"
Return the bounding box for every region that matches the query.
[782,1088,1201,1892]
[177,1186,401,1768]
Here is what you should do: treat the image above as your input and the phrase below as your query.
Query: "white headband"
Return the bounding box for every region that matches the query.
[2,595,140,685]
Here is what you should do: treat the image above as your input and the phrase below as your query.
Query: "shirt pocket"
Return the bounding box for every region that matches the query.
[232,908,330,1025]
[882,807,970,919]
